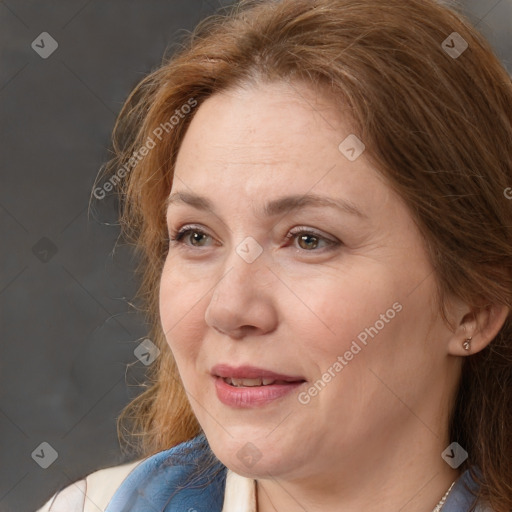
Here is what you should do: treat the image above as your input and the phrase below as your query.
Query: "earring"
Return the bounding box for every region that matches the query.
[463,336,472,351]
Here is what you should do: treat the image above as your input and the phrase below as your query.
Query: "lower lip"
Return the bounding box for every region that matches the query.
[214,376,305,408]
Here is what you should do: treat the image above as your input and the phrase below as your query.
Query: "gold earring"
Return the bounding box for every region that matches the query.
[463,336,472,351]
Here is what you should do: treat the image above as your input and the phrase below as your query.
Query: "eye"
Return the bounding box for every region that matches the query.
[284,227,339,252]
[168,225,213,248]
[167,225,340,252]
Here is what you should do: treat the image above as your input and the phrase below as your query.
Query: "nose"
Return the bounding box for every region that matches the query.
[204,242,278,339]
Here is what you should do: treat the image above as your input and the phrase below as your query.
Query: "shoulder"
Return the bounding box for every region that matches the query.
[36,458,144,512]
[443,467,496,512]
[36,434,227,512]
[104,434,227,511]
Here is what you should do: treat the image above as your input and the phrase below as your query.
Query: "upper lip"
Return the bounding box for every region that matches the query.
[211,364,306,382]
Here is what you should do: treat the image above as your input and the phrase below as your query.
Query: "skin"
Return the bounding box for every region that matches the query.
[159,80,509,511]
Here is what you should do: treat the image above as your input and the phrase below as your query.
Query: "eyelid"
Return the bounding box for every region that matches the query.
[168,224,215,244]
[286,226,338,245]
[168,223,340,252]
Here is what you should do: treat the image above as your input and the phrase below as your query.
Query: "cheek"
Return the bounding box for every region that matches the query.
[158,262,205,360]
[296,269,399,360]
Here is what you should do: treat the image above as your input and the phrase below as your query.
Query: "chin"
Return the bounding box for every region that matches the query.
[206,430,301,479]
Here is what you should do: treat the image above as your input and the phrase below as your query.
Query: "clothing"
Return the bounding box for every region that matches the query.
[36,433,493,512]
[35,460,141,512]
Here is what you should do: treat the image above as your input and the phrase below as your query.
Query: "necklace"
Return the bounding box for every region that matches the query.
[255,479,457,512]
[431,481,456,512]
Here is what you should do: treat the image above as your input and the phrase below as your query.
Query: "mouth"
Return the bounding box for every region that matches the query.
[211,363,306,385]
[211,364,307,408]
[221,376,304,387]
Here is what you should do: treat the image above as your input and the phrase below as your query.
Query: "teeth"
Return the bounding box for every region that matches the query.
[224,377,277,387]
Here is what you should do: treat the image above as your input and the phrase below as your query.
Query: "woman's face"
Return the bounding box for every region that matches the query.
[159,81,460,482]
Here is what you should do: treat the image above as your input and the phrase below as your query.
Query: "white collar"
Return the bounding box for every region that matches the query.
[221,469,257,512]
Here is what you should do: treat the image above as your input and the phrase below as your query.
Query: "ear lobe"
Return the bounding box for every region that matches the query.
[447,303,510,357]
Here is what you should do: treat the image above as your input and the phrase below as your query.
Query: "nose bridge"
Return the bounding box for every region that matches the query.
[216,234,268,295]
[204,235,276,335]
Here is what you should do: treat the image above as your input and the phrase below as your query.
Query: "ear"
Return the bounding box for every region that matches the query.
[447,300,510,357]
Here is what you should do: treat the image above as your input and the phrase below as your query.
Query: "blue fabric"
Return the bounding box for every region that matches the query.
[105,433,488,511]
[443,466,490,511]
[105,433,227,512]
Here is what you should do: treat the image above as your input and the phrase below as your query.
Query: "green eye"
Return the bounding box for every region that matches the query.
[169,226,212,247]
[168,225,340,253]
[285,228,338,252]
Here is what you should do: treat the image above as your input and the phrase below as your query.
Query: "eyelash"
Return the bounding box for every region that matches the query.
[167,224,339,253]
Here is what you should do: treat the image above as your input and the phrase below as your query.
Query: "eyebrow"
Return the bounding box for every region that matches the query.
[165,191,367,220]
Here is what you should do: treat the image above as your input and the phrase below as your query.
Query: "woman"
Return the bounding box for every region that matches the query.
[37,0,512,510]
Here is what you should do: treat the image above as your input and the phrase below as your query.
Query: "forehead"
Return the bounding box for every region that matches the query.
[175,81,364,180]
[169,84,410,244]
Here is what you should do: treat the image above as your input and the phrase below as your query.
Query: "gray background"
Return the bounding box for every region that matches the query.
[0,1,510,511]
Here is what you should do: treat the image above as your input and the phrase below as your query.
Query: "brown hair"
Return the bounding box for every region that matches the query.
[93,0,512,509]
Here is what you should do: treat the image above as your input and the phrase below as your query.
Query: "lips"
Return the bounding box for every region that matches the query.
[211,364,307,407]
[211,364,306,383]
